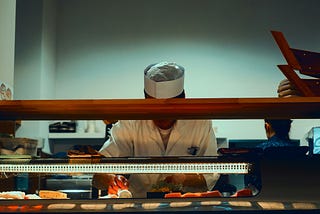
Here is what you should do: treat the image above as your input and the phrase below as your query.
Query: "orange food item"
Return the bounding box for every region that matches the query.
[29,205,43,211]
[39,190,67,199]
[108,175,129,195]
[165,190,223,198]
[182,192,202,198]
[6,205,20,211]
[115,175,129,190]
[201,190,223,197]
[108,181,119,195]
[164,192,182,198]
[231,188,253,197]
[20,205,29,212]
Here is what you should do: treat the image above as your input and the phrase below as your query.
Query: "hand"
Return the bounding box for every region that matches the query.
[277,79,301,97]
[108,175,129,194]
[92,174,129,195]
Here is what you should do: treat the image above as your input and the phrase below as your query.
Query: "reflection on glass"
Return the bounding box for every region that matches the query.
[47,203,76,210]
[292,202,317,210]
[200,201,221,206]
[258,202,285,210]
[229,201,252,207]
[112,203,135,210]
[170,201,192,208]
[141,203,161,210]
[80,204,107,210]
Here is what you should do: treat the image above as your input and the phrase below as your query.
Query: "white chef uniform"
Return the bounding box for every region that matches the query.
[99,62,220,197]
[99,119,220,198]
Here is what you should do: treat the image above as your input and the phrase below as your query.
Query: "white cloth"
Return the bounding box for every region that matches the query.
[157,126,173,149]
[144,62,185,98]
[99,120,219,198]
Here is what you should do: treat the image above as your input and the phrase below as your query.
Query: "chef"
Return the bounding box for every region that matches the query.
[93,62,220,198]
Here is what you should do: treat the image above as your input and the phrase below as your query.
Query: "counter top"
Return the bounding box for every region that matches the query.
[1,97,320,120]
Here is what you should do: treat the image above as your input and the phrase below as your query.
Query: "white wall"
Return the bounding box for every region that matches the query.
[0,0,16,92]
[54,0,320,142]
[14,0,320,148]
[54,0,320,100]
[14,0,57,153]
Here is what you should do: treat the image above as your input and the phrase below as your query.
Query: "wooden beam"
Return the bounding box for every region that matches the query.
[271,30,301,70]
[0,98,320,120]
[278,65,315,96]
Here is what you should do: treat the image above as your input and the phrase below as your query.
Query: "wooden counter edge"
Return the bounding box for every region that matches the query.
[1,97,320,120]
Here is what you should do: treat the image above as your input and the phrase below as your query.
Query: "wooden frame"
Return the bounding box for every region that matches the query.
[271,30,320,96]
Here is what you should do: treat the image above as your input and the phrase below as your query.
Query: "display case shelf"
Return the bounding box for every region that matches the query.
[48,132,105,139]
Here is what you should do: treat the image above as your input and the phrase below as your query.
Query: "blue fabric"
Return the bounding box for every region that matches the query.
[256,135,294,151]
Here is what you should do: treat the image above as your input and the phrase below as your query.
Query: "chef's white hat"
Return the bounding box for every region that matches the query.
[144,62,185,98]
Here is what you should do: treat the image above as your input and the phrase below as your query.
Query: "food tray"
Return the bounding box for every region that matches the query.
[0,138,38,156]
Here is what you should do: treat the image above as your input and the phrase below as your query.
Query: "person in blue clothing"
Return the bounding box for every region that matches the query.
[244,119,295,193]
[257,119,295,150]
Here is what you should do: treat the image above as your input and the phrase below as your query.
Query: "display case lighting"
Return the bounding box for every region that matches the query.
[0,162,250,174]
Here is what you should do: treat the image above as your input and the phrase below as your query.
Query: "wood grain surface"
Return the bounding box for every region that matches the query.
[1,97,320,120]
